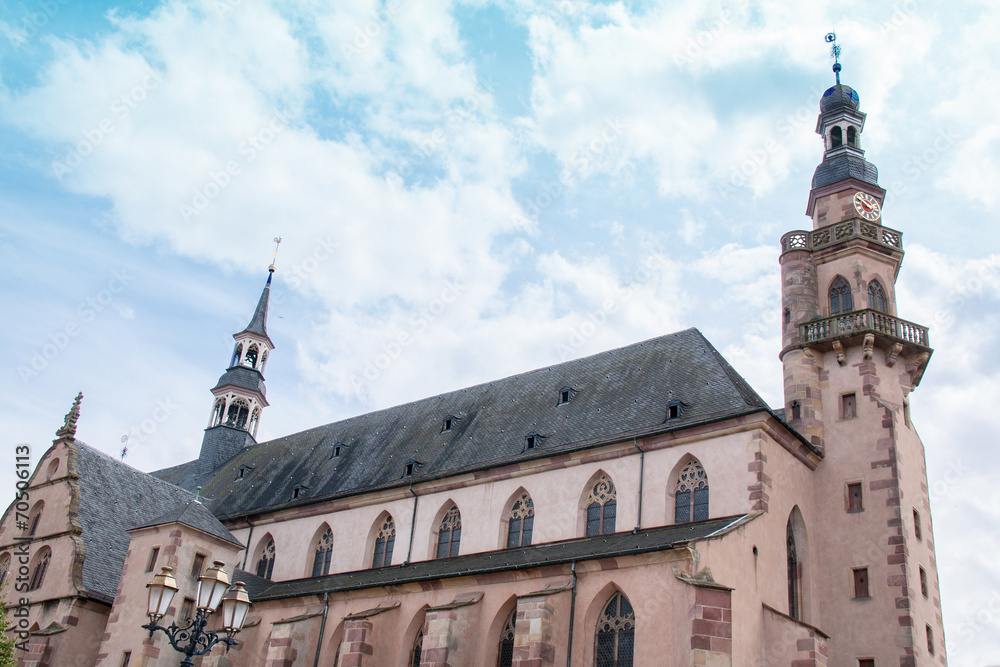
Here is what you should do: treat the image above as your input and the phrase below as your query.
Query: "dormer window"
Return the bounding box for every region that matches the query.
[441,416,460,433]
[236,464,254,480]
[292,484,308,499]
[666,401,683,421]
[403,460,422,477]
[331,443,347,459]
[524,434,544,452]
[558,387,573,405]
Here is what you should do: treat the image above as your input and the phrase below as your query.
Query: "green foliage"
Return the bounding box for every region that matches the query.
[0,593,17,667]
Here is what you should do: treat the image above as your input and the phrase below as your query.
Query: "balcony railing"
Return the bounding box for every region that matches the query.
[781,218,903,254]
[801,309,930,348]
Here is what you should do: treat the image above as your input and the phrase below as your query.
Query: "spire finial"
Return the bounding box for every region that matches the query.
[56,392,83,440]
[825,32,842,85]
[268,237,281,274]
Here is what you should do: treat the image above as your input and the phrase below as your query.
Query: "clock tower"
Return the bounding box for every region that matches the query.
[778,40,945,665]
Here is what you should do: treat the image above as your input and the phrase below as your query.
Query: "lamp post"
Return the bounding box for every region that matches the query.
[142,561,252,667]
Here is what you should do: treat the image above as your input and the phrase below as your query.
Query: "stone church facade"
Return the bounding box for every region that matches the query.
[1,76,946,667]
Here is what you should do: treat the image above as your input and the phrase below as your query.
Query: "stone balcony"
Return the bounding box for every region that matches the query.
[781,218,903,255]
[801,309,930,349]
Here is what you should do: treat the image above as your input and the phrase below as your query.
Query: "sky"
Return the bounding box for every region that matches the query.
[1,0,998,662]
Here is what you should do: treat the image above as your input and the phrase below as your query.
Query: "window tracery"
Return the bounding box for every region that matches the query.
[436,506,462,558]
[372,516,395,568]
[594,592,635,667]
[497,609,516,667]
[867,280,887,313]
[674,460,709,524]
[312,529,333,577]
[28,548,50,591]
[586,475,617,536]
[506,492,534,548]
[829,276,853,315]
[226,398,250,430]
[256,538,275,580]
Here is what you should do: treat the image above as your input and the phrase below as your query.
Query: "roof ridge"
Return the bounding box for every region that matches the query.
[75,439,194,497]
[686,332,769,409]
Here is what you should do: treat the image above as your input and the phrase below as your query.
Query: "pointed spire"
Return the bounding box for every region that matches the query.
[236,238,280,343]
[56,392,83,440]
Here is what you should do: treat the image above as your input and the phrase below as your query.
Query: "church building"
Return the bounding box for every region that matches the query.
[1,66,947,667]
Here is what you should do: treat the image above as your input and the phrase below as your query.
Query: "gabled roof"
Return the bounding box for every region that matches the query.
[184,328,774,520]
[132,499,242,547]
[243,514,754,602]
[73,441,193,602]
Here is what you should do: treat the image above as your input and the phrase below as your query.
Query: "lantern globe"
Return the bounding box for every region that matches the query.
[146,566,179,621]
[196,561,231,613]
[220,582,252,636]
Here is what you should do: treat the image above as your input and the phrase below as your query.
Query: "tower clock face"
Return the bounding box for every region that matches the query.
[853,191,881,221]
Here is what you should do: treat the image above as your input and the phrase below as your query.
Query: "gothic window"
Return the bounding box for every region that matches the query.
[231,343,243,368]
[787,519,800,620]
[586,475,617,537]
[211,398,226,427]
[312,528,333,577]
[226,398,250,430]
[256,538,275,579]
[506,492,535,548]
[674,460,709,524]
[847,126,857,147]
[831,126,843,148]
[260,350,268,373]
[29,548,51,591]
[27,501,44,536]
[594,592,635,667]
[497,609,516,667]
[867,280,888,313]
[0,554,9,588]
[245,343,259,368]
[248,407,261,436]
[829,276,853,315]
[410,629,424,667]
[372,516,396,568]
[436,506,462,558]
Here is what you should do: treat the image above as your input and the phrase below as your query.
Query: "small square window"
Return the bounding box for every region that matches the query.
[666,401,683,421]
[842,393,857,420]
[190,553,206,580]
[145,547,160,573]
[180,597,195,622]
[919,566,928,598]
[525,435,536,450]
[852,567,869,599]
[913,509,922,541]
[847,482,864,512]
[858,660,874,667]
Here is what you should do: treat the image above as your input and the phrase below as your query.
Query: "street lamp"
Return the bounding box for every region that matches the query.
[142,561,252,667]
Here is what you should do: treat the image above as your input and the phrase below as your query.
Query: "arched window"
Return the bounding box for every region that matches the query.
[226,398,250,430]
[248,408,261,436]
[260,350,268,373]
[256,538,275,579]
[586,475,617,536]
[867,280,888,313]
[829,277,853,315]
[847,126,857,147]
[674,460,709,523]
[410,628,424,667]
[245,343,259,368]
[211,398,226,427]
[830,126,843,148]
[0,553,10,588]
[312,529,333,577]
[497,609,516,667]
[27,501,44,537]
[594,592,635,667]
[372,516,395,568]
[28,548,51,591]
[506,492,534,548]
[787,518,800,620]
[231,343,243,368]
[436,506,461,558]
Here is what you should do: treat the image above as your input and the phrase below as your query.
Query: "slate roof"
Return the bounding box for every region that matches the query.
[812,154,879,189]
[188,328,781,521]
[238,272,273,344]
[74,441,193,602]
[820,84,861,113]
[212,365,267,398]
[132,499,243,547]
[242,514,753,602]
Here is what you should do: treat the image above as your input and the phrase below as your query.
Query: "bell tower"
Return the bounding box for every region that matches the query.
[779,35,945,664]
[198,244,279,474]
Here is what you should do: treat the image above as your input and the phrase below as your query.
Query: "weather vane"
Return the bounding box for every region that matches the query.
[269,236,281,273]
[825,32,842,85]
[121,433,129,461]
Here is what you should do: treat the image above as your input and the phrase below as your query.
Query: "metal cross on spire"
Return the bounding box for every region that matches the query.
[269,237,281,273]
[825,32,842,85]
